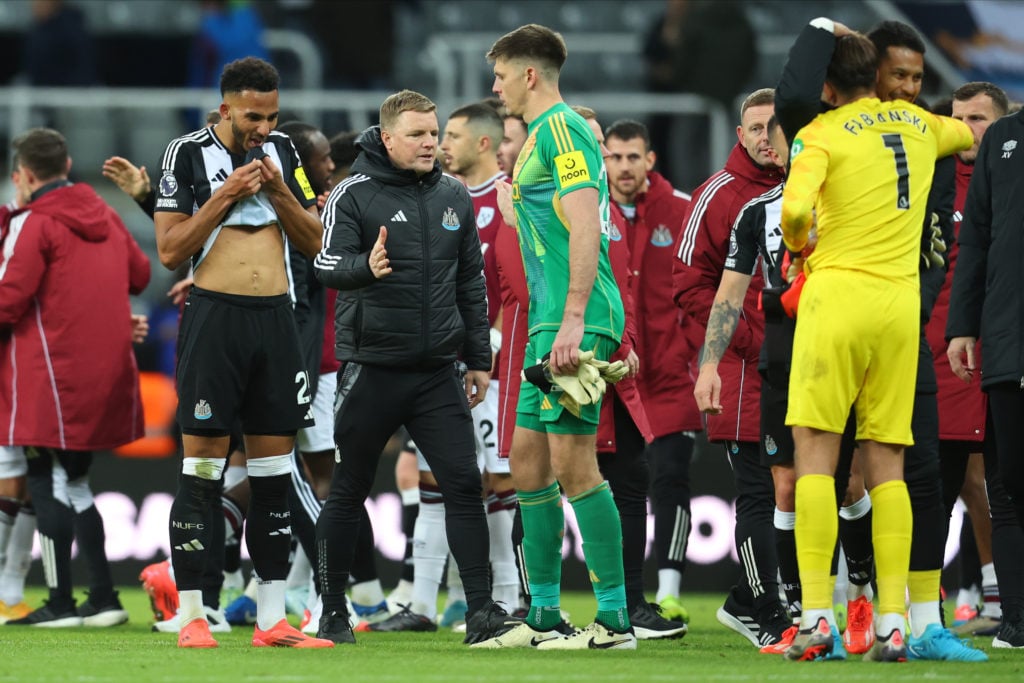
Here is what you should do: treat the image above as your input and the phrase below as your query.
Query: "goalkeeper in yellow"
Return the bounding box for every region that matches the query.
[780,34,972,662]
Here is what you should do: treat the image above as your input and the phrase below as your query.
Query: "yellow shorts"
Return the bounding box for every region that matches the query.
[786,270,918,446]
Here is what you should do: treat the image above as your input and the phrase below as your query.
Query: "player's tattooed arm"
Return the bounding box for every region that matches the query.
[703,299,742,366]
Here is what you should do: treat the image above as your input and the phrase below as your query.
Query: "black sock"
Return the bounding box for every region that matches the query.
[838,511,874,589]
[958,516,982,591]
[775,525,801,620]
[27,467,76,609]
[202,494,225,609]
[512,503,530,609]
[73,505,114,603]
[169,473,221,591]
[222,492,244,574]
[246,473,291,582]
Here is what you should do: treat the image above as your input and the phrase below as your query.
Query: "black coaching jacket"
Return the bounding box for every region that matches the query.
[946,110,1024,389]
[314,126,490,371]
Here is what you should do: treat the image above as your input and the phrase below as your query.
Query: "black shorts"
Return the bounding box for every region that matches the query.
[760,375,795,467]
[176,287,314,436]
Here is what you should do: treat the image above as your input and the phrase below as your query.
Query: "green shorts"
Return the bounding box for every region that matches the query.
[515,331,618,435]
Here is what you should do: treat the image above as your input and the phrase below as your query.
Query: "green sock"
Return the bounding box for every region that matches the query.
[519,482,564,630]
[569,481,630,630]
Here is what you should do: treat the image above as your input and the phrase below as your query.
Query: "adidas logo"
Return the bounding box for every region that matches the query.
[212,168,229,183]
[391,210,408,222]
[269,526,292,536]
[174,539,205,551]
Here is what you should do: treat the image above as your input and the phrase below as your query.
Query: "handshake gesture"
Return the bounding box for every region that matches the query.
[522,349,629,418]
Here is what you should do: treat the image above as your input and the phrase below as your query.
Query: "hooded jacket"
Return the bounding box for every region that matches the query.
[672,144,784,443]
[314,127,489,371]
[0,182,150,450]
[615,172,703,436]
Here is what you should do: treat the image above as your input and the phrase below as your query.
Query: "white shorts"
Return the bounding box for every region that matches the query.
[297,371,336,454]
[0,446,27,478]
[416,380,509,475]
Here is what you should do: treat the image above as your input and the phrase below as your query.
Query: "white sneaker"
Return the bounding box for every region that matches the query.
[470,622,563,649]
[152,606,232,633]
[535,622,637,650]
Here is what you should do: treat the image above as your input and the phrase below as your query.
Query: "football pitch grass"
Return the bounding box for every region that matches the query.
[4,588,1022,682]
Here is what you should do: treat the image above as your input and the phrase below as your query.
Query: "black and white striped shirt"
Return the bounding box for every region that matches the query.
[155,126,316,270]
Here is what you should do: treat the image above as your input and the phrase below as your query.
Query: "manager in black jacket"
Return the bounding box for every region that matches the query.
[312,90,515,645]
[948,107,1024,533]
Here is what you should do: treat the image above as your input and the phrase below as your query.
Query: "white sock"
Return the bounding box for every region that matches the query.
[446,554,466,604]
[179,589,205,625]
[877,612,906,638]
[833,547,849,607]
[0,508,35,605]
[224,465,247,490]
[486,506,518,607]
[800,608,834,630]
[389,579,414,605]
[255,579,287,630]
[955,583,979,608]
[286,546,311,589]
[848,581,874,602]
[980,563,1001,618]
[909,601,941,637]
[244,576,259,600]
[351,579,386,607]
[656,569,682,603]
[411,501,448,619]
[222,569,244,592]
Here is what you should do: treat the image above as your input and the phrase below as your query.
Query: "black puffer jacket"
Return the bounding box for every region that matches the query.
[314,126,489,371]
[947,110,1024,389]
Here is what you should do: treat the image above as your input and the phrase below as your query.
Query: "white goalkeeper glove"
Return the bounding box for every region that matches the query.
[922,212,946,269]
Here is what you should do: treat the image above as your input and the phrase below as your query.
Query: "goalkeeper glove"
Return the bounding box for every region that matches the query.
[922,212,946,269]
[521,350,607,418]
[585,357,629,383]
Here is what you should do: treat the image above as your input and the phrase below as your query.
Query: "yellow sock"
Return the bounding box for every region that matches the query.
[870,480,913,616]
[795,474,837,611]
[908,569,941,605]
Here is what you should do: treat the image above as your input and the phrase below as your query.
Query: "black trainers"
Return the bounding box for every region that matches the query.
[6,600,83,628]
[994,614,1024,649]
[757,603,794,647]
[715,587,760,647]
[463,601,520,645]
[367,605,437,632]
[629,602,687,640]
[77,591,129,627]
[317,610,356,644]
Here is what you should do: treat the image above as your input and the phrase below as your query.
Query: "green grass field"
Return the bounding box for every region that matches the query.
[3,588,1021,682]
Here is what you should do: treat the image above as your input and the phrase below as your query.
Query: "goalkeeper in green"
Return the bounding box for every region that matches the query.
[473,24,632,650]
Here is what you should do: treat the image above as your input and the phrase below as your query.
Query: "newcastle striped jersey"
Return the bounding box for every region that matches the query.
[154,126,316,270]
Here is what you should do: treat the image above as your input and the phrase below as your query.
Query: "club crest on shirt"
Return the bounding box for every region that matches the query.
[194,399,212,420]
[1003,139,1017,159]
[442,207,460,231]
[607,221,622,241]
[476,206,495,228]
[650,225,673,247]
[160,172,178,197]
